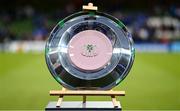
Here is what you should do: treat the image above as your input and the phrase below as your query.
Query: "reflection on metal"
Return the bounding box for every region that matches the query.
[45,11,135,90]
[113,48,131,55]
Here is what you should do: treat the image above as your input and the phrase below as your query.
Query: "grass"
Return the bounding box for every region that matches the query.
[0,52,180,110]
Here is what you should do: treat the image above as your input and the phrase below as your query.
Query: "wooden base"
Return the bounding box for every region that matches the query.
[49,87,125,108]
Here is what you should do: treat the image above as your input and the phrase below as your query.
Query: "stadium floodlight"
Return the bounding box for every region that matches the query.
[45,9,135,90]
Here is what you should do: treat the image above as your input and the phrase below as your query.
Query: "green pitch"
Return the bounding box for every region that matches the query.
[0,53,180,110]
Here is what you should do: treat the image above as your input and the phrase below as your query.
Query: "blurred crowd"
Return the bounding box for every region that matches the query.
[0,2,179,44]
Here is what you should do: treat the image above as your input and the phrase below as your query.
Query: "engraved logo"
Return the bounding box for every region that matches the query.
[81,44,98,57]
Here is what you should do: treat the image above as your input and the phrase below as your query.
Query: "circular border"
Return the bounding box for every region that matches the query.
[45,11,135,90]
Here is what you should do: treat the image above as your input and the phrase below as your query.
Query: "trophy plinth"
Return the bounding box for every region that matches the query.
[45,101,121,111]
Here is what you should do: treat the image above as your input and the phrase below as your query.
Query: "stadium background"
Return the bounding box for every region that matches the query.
[0,0,180,110]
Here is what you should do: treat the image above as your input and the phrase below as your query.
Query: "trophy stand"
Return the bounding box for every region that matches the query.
[45,87,125,111]
[45,3,126,111]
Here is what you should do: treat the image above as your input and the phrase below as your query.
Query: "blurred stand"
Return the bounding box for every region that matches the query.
[0,0,179,53]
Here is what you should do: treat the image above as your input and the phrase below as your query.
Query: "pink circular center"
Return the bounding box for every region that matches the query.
[68,30,113,71]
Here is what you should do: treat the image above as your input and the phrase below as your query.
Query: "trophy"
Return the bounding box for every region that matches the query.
[45,3,135,111]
